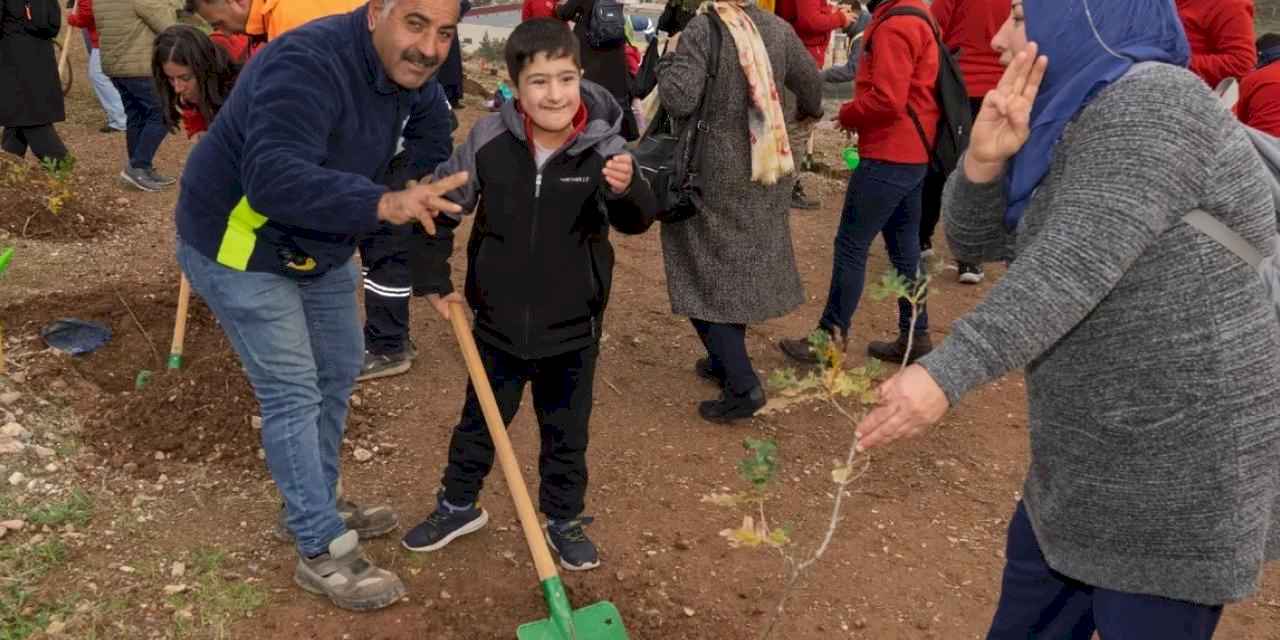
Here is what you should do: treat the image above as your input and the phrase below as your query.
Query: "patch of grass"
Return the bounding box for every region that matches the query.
[25,489,93,528]
[0,539,71,640]
[170,547,267,640]
[0,488,95,529]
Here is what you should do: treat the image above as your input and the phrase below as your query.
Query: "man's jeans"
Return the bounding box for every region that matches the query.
[177,241,360,557]
[819,159,930,339]
[110,77,167,171]
[83,32,126,131]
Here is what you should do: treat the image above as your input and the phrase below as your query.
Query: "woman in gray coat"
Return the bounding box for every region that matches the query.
[656,2,822,423]
[857,0,1279,635]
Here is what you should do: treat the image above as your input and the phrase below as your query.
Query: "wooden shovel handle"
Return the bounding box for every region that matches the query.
[170,275,191,357]
[58,26,73,77]
[448,303,561,582]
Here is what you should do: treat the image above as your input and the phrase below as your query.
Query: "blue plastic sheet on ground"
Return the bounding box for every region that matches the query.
[40,319,112,356]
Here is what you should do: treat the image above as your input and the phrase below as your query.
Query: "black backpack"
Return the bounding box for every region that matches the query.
[587,0,627,49]
[867,5,970,175]
[21,0,62,39]
[630,12,724,224]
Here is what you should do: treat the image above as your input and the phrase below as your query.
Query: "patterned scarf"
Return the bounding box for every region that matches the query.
[702,2,794,185]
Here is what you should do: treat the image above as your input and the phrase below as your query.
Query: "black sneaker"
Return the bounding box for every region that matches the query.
[356,350,412,382]
[791,181,821,210]
[273,498,400,543]
[957,262,985,284]
[694,357,725,387]
[867,333,933,365]
[698,386,767,424]
[401,495,489,553]
[545,517,600,571]
[920,240,935,260]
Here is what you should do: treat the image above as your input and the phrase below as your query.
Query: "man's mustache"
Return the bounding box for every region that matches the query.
[402,50,440,68]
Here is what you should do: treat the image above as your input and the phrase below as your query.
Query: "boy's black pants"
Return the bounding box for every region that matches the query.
[358,223,412,356]
[442,338,598,520]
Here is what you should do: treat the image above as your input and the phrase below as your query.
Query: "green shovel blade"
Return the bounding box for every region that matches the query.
[516,578,628,640]
[0,247,12,277]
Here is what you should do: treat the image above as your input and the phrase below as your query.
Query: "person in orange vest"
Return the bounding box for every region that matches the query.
[185,0,362,41]
[1176,0,1257,88]
[1238,33,1280,137]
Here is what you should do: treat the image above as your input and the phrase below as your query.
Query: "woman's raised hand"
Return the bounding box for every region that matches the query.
[965,43,1048,182]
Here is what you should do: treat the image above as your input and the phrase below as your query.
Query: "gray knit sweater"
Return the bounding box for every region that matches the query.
[919,64,1280,605]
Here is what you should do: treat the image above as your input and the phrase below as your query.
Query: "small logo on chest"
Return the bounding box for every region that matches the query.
[559,177,592,184]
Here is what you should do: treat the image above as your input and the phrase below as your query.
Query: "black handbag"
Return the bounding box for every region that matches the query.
[630,12,724,224]
[631,41,660,100]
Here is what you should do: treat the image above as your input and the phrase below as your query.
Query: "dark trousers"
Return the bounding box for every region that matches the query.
[691,319,759,395]
[920,97,985,249]
[358,224,412,355]
[442,340,598,520]
[988,502,1223,640]
[1,125,67,163]
[819,159,930,339]
[110,77,167,170]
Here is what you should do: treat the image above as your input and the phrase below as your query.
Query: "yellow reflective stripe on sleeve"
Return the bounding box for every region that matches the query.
[215,197,269,271]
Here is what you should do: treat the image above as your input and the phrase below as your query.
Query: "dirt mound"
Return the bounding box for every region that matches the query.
[0,157,130,241]
[4,284,378,477]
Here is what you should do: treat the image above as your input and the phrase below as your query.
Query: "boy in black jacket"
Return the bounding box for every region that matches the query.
[401,19,656,571]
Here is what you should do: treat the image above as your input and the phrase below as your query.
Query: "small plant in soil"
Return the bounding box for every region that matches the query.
[0,154,78,237]
[704,268,930,640]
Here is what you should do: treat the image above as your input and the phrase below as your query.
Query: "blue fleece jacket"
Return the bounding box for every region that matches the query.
[175,4,452,278]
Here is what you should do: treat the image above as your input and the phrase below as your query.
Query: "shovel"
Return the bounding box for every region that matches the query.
[167,275,191,369]
[447,303,628,640]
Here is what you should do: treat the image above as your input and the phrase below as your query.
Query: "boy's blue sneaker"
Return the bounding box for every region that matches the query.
[545,517,600,571]
[400,495,489,553]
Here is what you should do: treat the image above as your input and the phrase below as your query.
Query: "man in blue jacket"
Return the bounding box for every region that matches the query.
[174,0,467,611]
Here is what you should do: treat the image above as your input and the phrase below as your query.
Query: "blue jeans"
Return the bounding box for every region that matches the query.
[988,502,1224,639]
[83,33,126,131]
[177,241,361,557]
[110,77,167,170]
[818,159,930,339]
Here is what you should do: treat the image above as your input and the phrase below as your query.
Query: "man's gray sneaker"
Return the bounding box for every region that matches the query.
[356,350,412,382]
[546,517,600,571]
[294,530,405,611]
[273,498,399,543]
[144,168,176,187]
[118,167,164,192]
[401,495,489,552]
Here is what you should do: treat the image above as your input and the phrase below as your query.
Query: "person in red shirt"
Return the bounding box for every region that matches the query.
[523,0,557,20]
[919,0,1008,285]
[1177,0,1257,88]
[775,0,856,210]
[780,0,940,366]
[774,0,856,67]
[66,0,127,133]
[151,25,242,142]
[1238,33,1280,137]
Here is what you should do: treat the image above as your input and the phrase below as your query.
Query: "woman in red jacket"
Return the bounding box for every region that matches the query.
[522,0,557,21]
[151,26,242,142]
[780,0,941,366]
[1177,0,1257,88]
[1238,33,1280,137]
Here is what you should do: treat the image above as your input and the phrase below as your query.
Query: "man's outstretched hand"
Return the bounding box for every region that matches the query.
[376,172,469,234]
